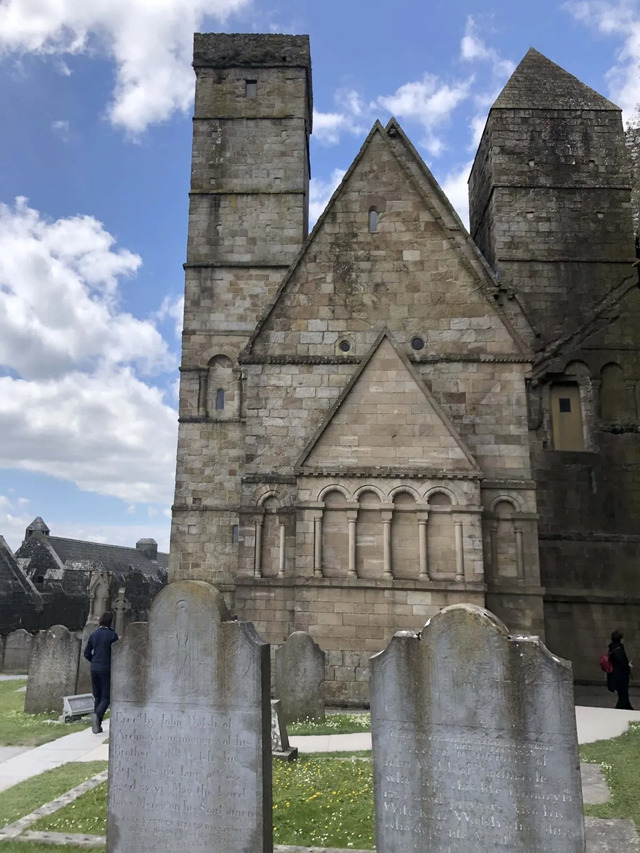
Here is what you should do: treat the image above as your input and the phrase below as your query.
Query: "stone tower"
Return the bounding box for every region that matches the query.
[170,34,312,586]
[470,48,640,679]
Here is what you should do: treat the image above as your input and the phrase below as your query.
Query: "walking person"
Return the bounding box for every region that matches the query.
[608,629,634,710]
[83,611,118,733]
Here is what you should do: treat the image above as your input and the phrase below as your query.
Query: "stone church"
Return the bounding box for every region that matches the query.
[169,33,640,703]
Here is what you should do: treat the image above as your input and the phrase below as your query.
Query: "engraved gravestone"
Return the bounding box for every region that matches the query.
[24,625,80,714]
[4,629,33,673]
[370,604,585,853]
[274,631,325,724]
[106,581,272,853]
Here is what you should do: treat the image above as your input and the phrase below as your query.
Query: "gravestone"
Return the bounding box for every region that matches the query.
[107,581,272,853]
[370,603,585,852]
[4,629,33,673]
[274,631,325,724]
[62,693,94,722]
[76,616,99,694]
[271,699,297,761]
[24,626,80,714]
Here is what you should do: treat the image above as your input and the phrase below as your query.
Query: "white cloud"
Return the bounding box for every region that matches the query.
[0,198,178,512]
[51,119,71,141]
[460,16,515,78]
[0,0,250,134]
[0,197,171,380]
[377,74,471,157]
[440,160,473,229]
[313,90,369,145]
[565,0,640,119]
[309,168,347,226]
[156,294,185,339]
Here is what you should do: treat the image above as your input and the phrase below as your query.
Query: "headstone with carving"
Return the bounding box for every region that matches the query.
[3,629,33,673]
[24,625,81,714]
[88,570,111,619]
[106,581,272,853]
[370,604,585,852]
[274,631,325,724]
[76,616,99,694]
[112,586,130,637]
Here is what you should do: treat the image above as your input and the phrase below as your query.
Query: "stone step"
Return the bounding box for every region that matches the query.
[586,817,640,851]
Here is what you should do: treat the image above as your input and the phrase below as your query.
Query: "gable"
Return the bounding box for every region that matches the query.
[245,121,527,363]
[300,335,481,474]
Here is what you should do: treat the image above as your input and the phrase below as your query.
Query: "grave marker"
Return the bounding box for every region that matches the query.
[370,603,585,852]
[274,631,325,723]
[4,629,33,673]
[106,581,272,853]
[24,625,80,714]
[76,616,99,694]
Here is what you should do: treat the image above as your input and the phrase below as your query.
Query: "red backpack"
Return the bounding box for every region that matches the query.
[599,652,613,674]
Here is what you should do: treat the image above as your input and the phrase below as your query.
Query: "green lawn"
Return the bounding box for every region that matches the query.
[580,721,640,828]
[0,762,107,829]
[288,712,371,736]
[0,845,103,853]
[0,681,87,747]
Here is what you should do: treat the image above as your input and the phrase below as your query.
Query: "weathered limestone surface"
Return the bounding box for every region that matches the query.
[275,632,325,723]
[4,630,33,673]
[370,604,585,852]
[24,626,80,714]
[106,581,272,853]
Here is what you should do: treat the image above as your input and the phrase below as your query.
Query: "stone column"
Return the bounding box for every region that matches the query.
[347,509,358,578]
[454,519,464,582]
[278,519,286,577]
[417,511,429,580]
[490,521,499,579]
[313,514,322,578]
[515,526,525,579]
[254,518,263,579]
[381,509,393,580]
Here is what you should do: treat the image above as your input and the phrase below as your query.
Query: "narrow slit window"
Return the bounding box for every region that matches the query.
[245,80,257,97]
[232,524,239,544]
[368,208,379,232]
[215,388,225,411]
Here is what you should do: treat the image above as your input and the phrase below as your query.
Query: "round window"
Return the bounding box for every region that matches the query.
[338,339,351,352]
[411,336,425,351]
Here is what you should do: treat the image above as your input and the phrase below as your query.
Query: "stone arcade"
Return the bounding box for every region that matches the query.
[169,33,640,701]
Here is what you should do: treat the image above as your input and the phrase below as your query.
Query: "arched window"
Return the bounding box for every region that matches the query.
[321,490,349,577]
[260,498,279,578]
[215,388,225,411]
[391,492,418,579]
[207,355,234,417]
[356,491,383,578]
[600,362,634,423]
[427,492,456,577]
[550,383,584,450]
[494,501,518,578]
[368,208,379,233]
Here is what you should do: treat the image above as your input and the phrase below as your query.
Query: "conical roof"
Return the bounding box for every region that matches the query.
[492,48,619,111]
[26,517,50,534]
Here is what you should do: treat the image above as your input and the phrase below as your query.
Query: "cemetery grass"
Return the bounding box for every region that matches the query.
[581,722,640,830]
[288,712,371,736]
[32,755,376,849]
[0,844,104,852]
[0,762,106,828]
[0,681,87,746]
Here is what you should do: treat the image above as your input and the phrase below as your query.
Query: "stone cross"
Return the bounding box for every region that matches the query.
[370,603,585,852]
[112,586,130,637]
[106,581,272,853]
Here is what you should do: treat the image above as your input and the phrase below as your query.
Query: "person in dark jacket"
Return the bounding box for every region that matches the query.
[83,611,118,733]
[608,629,633,710]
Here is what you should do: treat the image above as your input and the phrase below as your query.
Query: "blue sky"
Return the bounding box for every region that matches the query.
[0,0,639,553]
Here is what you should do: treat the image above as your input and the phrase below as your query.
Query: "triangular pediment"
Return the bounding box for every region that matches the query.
[298,333,481,474]
[243,119,530,364]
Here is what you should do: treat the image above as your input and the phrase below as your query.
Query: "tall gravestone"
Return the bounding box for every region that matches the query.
[76,616,99,694]
[274,631,325,724]
[370,604,585,852]
[107,581,272,853]
[4,629,33,673]
[24,625,80,714]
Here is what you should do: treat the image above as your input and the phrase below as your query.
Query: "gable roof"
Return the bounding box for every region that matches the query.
[242,118,529,360]
[492,48,619,112]
[297,331,482,475]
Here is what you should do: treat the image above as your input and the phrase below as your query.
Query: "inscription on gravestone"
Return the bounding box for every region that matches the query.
[274,631,325,724]
[370,604,585,853]
[106,581,272,853]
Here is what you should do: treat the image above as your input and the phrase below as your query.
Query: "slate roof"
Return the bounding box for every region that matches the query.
[492,48,620,112]
[42,536,168,578]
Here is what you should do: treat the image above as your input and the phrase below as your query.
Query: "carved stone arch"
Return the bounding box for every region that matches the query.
[600,361,634,423]
[254,486,281,507]
[207,353,239,418]
[489,494,523,513]
[356,489,383,578]
[563,359,591,379]
[318,483,351,503]
[320,488,349,578]
[425,486,457,506]
[200,344,239,367]
[354,483,385,503]
[389,485,421,502]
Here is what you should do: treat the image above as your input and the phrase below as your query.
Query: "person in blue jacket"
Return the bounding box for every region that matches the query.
[83,611,118,733]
